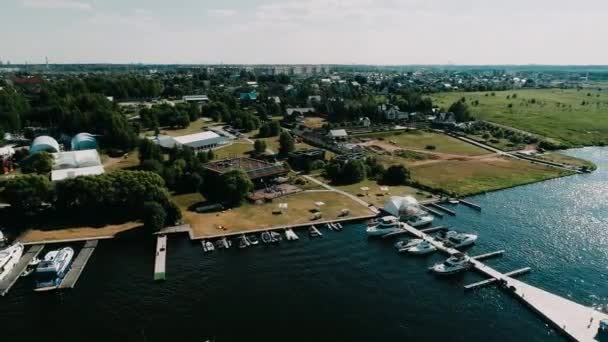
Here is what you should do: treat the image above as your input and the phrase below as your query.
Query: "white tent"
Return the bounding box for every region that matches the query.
[383,196,422,217]
[52,150,102,170]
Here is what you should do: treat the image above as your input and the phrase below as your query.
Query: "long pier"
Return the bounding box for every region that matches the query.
[464,267,531,291]
[428,202,456,216]
[459,199,482,211]
[0,244,45,296]
[420,205,444,218]
[154,235,167,281]
[59,240,98,289]
[399,223,608,341]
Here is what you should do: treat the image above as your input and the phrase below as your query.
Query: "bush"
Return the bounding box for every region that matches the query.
[142,201,166,232]
[382,165,411,185]
[20,152,53,174]
[425,145,436,150]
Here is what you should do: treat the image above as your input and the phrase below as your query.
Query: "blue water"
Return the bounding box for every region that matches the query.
[2,147,608,342]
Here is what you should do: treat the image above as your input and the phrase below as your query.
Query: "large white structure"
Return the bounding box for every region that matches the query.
[51,149,105,181]
[383,196,422,217]
[151,131,228,152]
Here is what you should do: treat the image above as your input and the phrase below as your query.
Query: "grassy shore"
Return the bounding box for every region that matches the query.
[174,191,375,238]
[17,221,141,243]
[532,152,597,170]
[432,89,608,147]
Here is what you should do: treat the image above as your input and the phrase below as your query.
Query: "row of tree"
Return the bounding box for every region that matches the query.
[324,157,411,186]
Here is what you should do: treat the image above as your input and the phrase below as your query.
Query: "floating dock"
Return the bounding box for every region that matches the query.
[399,222,608,341]
[464,268,531,291]
[428,203,456,216]
[59,240,98,289]
[0,244,45,296]
[458,199,481,211]
[154,235,167,281]
[420,205,444,218]
[470,250,505,261]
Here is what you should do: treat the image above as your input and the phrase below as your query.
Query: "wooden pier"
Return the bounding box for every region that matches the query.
[458,199,482,211]
[59,240,98,289]
[0,244,45,296]
[420,205,444,218]
[428,202,456,216]
[399,222,608,341]
[154,235,167,281]
[464,268,531,291]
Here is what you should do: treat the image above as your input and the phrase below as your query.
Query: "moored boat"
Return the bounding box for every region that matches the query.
[406,240,437,255]
[440,230,478,248]
[34,247,74,291]
[21,257,41,277]
[261,232,272,244]
[429,253,471,275]
[406,213,434,227]
[269,231,282,243]
[0,242,24,281]
[394,239,423,253]
[248,235,259,245]
[202,240,215,252]
[366,216,402,236]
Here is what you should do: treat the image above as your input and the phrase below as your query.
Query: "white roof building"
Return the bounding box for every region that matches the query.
[329,129,348,138]
[0,146,15,157]
[50,149,105,181]
[182,95,209,103]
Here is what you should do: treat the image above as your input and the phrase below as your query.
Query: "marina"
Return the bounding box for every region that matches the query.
[0,244,44,296]
[59,240,98,289]
[154,235,167,281]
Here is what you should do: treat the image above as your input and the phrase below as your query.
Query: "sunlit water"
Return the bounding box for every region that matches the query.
[2,147,608,341]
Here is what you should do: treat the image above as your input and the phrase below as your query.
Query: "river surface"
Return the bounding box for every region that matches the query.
[2,147,608,342]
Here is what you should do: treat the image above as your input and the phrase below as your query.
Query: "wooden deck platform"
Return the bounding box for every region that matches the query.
[0,244,45,296]
[59,240,98,289]
[154,235,167,281]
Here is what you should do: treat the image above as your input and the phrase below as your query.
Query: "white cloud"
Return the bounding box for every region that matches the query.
[207,9,236,17]
[21,0,93,10]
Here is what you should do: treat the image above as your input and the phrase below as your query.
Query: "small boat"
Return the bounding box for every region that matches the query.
[21,257,41,277]
[406,213,434,227]
[237,235,249,249]
[248,235,259,245]
[269,231,282,243]
[285,229,299,241]
[429,253,471,275]
[0,242,24,281]
[34,247,74,291]
[309,226,322,238]
[440,230,478,248]
[335,223,343,230]
[202,241,215,252]
[394,239,423,253]
[215,239,225,249]
[406,240,437,255]
[366,216,402,236]
[325,223,334,231]
[220,237,231,249]
[448,199,460,204]
[261,231,272,244]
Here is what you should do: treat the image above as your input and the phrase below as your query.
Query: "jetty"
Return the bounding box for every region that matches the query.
[420,205,444,218]
[470,250,504,261]
[59,240,98,289]
[399,222,608,341]
[428,202,456,216]
[420,226,447,234]
[458,199,481,211]
[0,244,45,296]
[154,235,167,281]
[464,268,531,291]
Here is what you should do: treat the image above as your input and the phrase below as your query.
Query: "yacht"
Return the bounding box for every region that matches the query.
[0,242,24,281]
[202,240,214,253]
[405,213,434,227]
[430,253,472,275]
[394,239,423,253]
[440,230,478,248]
[406,240,437,255]
[34,247,74,291]
[21,257,41,277]
[366,216,402,236]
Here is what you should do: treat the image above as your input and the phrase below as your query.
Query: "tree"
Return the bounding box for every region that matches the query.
[254,139,267,155]
[140,159,164,174]
[278,132,295,157]
[448,101,472,122]
[342,160,366,184]
[200,169,253,206]
[3,174,53,211]
[20,152,53,174]
[383,165,411,185]
[142,201,166,232]
[139,139,163,163]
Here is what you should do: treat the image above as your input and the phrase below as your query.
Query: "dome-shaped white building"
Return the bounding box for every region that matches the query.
[383,196,422,217]
[29,136,60,154]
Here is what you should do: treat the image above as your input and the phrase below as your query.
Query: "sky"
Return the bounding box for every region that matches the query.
[1,0,608,65]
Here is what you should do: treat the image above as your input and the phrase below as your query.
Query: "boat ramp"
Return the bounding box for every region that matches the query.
[0,244,45,296]
[59,240,98,289]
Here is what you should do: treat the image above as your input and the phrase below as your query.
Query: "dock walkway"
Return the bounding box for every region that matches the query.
[0,244,45,296]
[59,240,98,289]
[154,235,167,281]
[400,222,608,341]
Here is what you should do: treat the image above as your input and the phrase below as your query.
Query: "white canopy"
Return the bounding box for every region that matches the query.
[383,196,422,217]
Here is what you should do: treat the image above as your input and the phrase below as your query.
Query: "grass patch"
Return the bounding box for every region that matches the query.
[409,157,573,196]
[214,142,254,159]
[432,89,608,147]
[180,191,375,238]
[17,221,141,243]
[533,152,597,170]
[358,131,489,156]
[141,118,220,137]
[103,151,140,171]
[332,179,433,207]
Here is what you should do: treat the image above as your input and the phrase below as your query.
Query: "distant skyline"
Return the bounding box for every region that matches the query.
[2,0,608,65]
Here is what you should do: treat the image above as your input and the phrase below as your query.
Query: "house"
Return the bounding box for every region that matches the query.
[328,129,348,140]
[380,104,408,121]
[11,75,43,94]
[268,96,281,104]
[182,95,209,104]
[30,136,60,154]
[246,81,258,88]
[285,107,314,116]
[204,157,288,188]
[434,112,456,124]
[172,131,228,152]
[359,117,371,127]
[71,133,97,151]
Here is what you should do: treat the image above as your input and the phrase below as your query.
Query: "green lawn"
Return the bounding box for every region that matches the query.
[409,157,573,196]
[214,142,254,159]
[141,118,220,137]
[432,89,608,147]
[332,179,432,207]
[357,131,489,156]
[533,152,597,170]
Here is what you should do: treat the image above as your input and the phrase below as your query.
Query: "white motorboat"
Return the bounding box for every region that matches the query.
[0,242,24,281]
[309,226,322,238]
[440,230,478,248]
[406,214,434,227]
[248,235,259,245]
[34,247,74,291]
[394,239,423,253]
[406,240,437,255]
[202,240,215,252]
[429,253,471,275]
[366,216,402,236]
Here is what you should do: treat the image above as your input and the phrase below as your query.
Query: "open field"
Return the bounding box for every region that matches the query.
[409,157,573,196]
[356,131,489,156]
[17,221,141,243]
[176,191,375,238]
[141,118,219,137]
[432,89,608,147]
[214,142,254,159]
